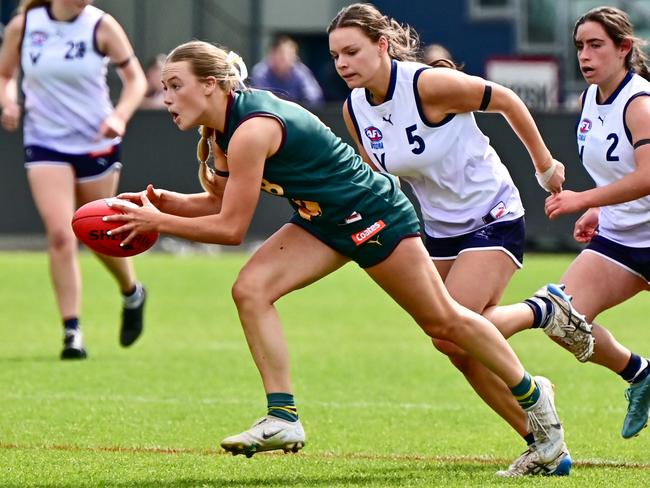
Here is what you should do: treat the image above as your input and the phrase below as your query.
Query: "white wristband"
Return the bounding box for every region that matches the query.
[535,160,558,192]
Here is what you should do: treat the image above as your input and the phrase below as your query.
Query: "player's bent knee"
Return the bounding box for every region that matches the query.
[419,319,457,342]
[231,273,272,309]
[431,337,467,357]
[418,305,465,340]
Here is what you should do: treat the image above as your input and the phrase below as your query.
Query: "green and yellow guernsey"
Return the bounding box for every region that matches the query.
[215,90,408,228]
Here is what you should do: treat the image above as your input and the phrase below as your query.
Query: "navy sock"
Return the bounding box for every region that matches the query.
[63,317,79,330]
[524,432,535,446]
[267,392,298,422]
[619,353,650,384]
[524,297,553,329]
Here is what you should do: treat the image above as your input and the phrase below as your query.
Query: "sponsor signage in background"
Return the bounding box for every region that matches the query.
[486,57,560,111]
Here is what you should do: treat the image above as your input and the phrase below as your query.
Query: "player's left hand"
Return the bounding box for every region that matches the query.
[545,190,584,219]
[104,194,161,246]
[536,159,565,193]
[545,160,565,194]
[97,112,126,139]
[118,184,165,208]
[1,101,21,132]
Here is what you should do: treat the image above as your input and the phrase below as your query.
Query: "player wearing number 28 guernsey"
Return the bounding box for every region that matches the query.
[21,4,117,154]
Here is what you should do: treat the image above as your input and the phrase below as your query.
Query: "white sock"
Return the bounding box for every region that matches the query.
[123,282,145,309]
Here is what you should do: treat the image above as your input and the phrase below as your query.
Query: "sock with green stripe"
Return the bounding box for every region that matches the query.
[267,392,299,422]
[510,372,541,410]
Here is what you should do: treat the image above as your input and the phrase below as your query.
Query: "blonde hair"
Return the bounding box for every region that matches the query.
[574,6,650,81]
[167,41,247,196]
[195,126,220,196]
[18,0,51,13]
[327,3,420,62]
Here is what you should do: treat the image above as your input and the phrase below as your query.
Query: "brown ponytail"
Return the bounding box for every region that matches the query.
[18,0,51,14]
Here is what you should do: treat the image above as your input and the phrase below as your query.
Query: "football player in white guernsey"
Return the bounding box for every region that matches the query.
[329,3,573,477]
[544,6,650,437]
[0,0,147,359]
[487,5,650,446]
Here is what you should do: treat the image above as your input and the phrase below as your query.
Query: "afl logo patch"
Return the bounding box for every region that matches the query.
[364,126,383,141]
[28,31,49,47]
[364,126,384,150]
[579,119,592,134]
[578,118,592,141]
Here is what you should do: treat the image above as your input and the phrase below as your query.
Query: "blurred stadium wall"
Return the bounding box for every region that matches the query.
[5,0,646,250]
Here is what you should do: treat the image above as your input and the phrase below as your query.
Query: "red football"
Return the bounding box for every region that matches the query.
[71,198,159,257]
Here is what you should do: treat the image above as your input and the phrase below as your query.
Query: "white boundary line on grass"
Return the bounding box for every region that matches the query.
[2,391,627,413]
[0,441,649,469]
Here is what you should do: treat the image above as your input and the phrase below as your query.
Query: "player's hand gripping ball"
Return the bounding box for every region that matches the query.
[72,198,158,257]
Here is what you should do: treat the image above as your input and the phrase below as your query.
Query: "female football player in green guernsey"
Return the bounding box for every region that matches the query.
[106,41,566,469]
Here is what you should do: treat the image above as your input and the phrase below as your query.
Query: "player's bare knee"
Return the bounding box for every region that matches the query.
[231,272,271,310]
[420,317,456,341]
[48,228,76,254]
[418,304,464,340]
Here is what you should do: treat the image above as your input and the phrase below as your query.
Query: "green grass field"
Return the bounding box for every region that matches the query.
[1,251,649,487]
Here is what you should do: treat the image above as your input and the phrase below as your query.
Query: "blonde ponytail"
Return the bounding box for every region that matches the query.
[196,126,221,196]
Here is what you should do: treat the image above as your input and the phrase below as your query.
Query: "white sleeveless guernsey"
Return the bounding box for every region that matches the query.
[21,5,118,153]
[578,72,650,247]
[348,60,524,238]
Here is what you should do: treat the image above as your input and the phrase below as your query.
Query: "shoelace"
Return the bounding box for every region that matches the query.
[527,410,551,443]
[624,386,645,415]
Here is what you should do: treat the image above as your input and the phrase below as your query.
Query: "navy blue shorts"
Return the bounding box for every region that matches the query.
[424,216,525,267]
[24,144,122,181]
[584,235,650,284]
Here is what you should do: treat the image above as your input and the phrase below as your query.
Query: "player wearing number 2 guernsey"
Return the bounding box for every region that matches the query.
[347,60,524,238]
[577,70,650,246]
[21,4,117,153]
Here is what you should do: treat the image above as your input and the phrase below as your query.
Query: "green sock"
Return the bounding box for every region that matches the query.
[510,372,540,410]
[266,392,298,422]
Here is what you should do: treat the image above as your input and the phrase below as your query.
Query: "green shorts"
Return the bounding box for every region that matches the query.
[290,189,421,268]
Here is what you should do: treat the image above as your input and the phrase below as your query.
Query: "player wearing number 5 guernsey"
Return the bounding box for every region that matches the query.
[330,3,572,476]
[346,59,525,239]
